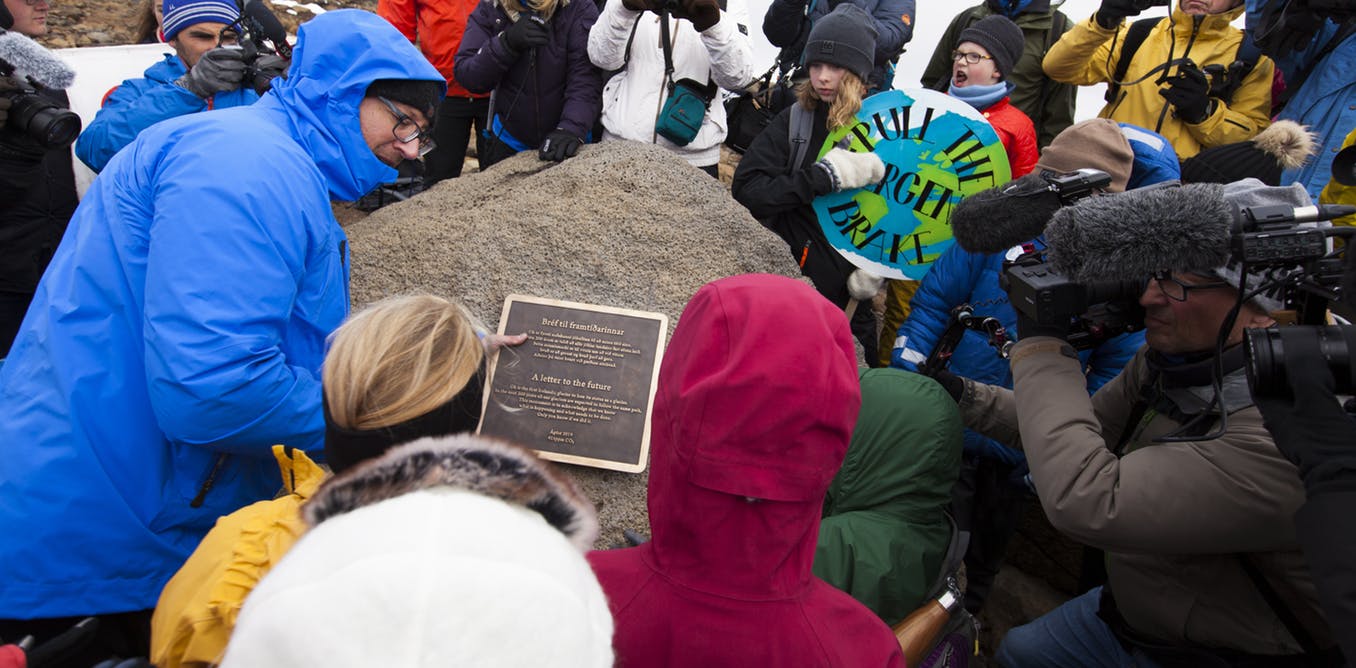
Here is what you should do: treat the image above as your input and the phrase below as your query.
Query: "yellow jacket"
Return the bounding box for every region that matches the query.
[1042,6,1273,159]
[150,446,327,668]
[1321,128,1356,229]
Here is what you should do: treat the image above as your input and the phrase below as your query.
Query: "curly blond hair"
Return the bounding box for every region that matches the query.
[796,70,867,132]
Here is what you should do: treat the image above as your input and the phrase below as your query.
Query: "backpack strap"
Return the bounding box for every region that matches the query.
[924,512,971,600]
[620,14,641,70]
[1104,17,1162,104]
[786,102,814,172]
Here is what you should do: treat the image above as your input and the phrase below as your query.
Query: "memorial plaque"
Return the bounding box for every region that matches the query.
[478,295,668,473]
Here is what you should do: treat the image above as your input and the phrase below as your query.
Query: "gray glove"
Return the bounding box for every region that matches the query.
[175,47,247,99]
[251,54,290,94]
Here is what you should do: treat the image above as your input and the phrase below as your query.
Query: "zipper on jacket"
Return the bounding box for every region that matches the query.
[190,454,229,508]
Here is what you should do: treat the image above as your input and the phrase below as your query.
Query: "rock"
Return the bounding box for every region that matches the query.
[346,140,806,548]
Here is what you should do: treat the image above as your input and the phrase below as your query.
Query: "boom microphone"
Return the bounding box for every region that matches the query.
[242,0,292,58]
[950,173,1066,255]
[1045,183,1235,284]
[0,28,75,89]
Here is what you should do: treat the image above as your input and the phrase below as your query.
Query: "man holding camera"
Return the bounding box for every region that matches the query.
[947,180,1338,665]
[0,10,443,665]
[74,0,287,173]
[1042,0,1273,161]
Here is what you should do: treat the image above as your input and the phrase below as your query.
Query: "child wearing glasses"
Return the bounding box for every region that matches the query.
[948,14,1038,179]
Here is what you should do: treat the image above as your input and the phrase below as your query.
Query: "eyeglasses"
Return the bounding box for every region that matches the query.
[952,51,994,65]
[376,96,436,158]
[1152,272,1232,302]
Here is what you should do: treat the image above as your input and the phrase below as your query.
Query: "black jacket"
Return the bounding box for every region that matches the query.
[0,87,77,294]
[730,102,856,306]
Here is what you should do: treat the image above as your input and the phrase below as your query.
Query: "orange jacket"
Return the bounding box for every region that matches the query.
[378,0,487,98]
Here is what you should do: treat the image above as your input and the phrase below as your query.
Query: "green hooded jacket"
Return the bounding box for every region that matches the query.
[813,368,964,625]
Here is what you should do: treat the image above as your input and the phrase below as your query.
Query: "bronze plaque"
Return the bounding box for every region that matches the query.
[478,295,668,473]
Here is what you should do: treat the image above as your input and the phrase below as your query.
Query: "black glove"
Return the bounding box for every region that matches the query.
[931,368,965,403]
[1016,310,1071,341]
[250,54,290,95]
[539,129,581,162]
[175,46,247,99]
[1095,0,1145,29]
[622,0,661,11]
[673,0,720,32]
[1254,0,1327,57]
[1253,327,1356,494]
[1159,64,1213,124]
[501,15,550,54]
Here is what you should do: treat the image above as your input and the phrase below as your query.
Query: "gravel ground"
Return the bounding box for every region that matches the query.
[346,139,806,548]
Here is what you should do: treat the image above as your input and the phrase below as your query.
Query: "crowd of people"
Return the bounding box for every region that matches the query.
[0,0,1354,665]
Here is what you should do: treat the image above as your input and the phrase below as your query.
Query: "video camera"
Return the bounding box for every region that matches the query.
[996,169,1149,351]
[221,0,292,94]
[0,27,81,150]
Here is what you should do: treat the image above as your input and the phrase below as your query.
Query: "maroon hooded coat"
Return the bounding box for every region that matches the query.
[587,274,905,667]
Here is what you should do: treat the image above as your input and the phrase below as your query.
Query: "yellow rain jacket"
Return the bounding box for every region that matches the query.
[1042,5,1273,159]
[150,446,327,668]
[1321,128,1356,229]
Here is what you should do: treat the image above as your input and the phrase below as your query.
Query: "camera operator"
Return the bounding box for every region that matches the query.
[944,181,1339,666]
[1042,0,1274,161]
[0,0,76,358]
[74,0,288,173]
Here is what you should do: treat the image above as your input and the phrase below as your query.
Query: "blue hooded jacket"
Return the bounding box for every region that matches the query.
[75,53,259,173]
[0,9,443,618]
[889,125,1178,465]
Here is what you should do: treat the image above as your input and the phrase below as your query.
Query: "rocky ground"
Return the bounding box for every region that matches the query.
[40,0,374,48]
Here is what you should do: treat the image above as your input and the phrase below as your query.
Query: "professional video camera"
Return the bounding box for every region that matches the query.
[992,169,1150,351]
[0,27,81,150]
[1038,179,1356,401]
[221,0,293,94]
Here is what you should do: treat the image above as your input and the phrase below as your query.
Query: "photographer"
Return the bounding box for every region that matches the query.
[1042,0,1274,161]
[947,180,1338,665]
[74,0,287,173]
[0,0,76,358]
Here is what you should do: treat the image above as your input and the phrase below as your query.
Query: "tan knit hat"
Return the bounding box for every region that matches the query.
[1036,118,1135,193]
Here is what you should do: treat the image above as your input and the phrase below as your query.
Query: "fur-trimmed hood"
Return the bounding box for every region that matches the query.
[304,433,599,551]
[1251,120,1316,171]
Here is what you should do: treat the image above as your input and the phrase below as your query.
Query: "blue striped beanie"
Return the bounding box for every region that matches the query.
[162,0,240,41]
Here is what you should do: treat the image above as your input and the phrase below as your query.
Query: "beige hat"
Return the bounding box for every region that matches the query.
[1036,119,1135,193]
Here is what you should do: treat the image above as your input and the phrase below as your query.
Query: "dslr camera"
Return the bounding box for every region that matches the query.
[0,28,81,150]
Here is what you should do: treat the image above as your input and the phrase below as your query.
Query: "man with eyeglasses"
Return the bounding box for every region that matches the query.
[0,0,77,359]
[0,11,444,666]
[937,180,1336,666]
[75,0,289,173]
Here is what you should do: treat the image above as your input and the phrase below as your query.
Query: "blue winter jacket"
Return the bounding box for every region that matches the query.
[0,10,443,618]
[1254,9,1356,200]
[75,54,259,173]
[762,0,915,91]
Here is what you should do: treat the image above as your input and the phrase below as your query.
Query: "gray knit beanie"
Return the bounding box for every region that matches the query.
[804,4,878,83]
[958,15,1024,79]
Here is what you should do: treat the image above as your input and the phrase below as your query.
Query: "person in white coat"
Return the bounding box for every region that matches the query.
[587,0,755,175]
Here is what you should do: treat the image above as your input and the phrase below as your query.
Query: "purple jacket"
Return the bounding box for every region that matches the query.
[454,0,602,146]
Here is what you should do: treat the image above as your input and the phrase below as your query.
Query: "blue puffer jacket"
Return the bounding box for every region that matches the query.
[0,10,443,618]
[75,54,260,173]
[890,239,1145,465]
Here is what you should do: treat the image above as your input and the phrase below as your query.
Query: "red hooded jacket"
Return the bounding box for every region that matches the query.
[587,274,905,668]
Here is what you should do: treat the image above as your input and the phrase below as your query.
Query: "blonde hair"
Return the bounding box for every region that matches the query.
[796,71,867,132]
[323,295,485,431]
[501,0,559,20]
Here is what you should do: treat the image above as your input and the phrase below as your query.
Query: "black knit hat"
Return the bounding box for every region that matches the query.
[1180,121,1317,187]
[804,4,878,83]
[958,15,1024,79]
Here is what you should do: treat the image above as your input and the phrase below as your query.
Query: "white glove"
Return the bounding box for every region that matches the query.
[847,269,884,301]
[817,147,885,192]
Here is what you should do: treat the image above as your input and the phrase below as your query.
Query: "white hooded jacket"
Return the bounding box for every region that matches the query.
[587,0,755,167]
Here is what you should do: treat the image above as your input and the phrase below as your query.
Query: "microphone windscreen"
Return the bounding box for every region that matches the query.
[951,173,1065,255]
[243,0,292,57]
[1045,183,1234,284]
[0,29,75,89]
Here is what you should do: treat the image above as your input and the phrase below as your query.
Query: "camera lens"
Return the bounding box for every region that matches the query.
[6,91,83,150]
[1245,325,1355,398]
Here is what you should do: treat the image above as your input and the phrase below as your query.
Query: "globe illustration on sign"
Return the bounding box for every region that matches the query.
[813,88,1012,280]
